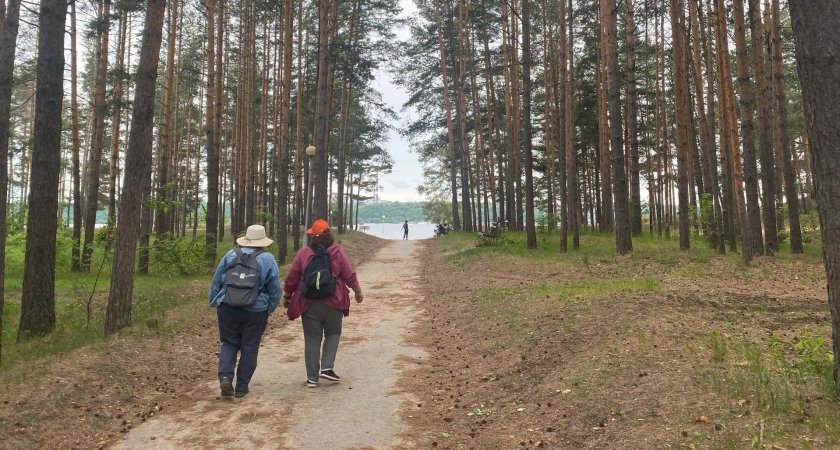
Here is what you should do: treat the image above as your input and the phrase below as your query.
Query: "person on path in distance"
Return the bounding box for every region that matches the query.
[283,219,364,388]
[402,220,409,240]
[209,224,281,398]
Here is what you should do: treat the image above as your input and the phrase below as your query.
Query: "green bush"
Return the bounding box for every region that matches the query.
[151,236,206,276]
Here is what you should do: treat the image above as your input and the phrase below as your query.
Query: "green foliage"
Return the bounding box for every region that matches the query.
[151,236,207,276]
[422,200,452,224]
[706,330,728,363]
[355,201,426,224]
[536,213,557,244]
[701,329,837,418]
[6,203,27,236]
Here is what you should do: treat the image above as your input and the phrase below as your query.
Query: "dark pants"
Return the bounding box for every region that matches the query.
[217,303,268,389]
[301,302,343,382]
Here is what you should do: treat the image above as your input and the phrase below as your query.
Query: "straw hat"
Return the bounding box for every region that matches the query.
[236,224,273,247]
[306,219,330,236]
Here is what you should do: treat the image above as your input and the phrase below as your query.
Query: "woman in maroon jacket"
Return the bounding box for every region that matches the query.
[283,219,364,387]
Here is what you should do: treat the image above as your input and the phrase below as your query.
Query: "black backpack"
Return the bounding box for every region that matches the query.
[224,248,265,307]
[301,245,336,300]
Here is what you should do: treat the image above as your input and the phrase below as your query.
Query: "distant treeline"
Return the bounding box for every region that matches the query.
[355,202,426,224]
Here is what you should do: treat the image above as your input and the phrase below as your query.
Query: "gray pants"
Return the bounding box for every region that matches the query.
[301,302,343,382]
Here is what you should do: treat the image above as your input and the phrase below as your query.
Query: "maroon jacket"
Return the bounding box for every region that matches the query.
[284,244,359,320]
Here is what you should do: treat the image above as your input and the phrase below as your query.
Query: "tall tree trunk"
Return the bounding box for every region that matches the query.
[105,12,128,252]
[82,0,112,271]
[434,0,460,230]
[702,0,724,253]
[106,0,166,336]
[749,0,777,253]
[554,0,568,251]
[276,0,293,263]
[479,2,499,224]
[733,0,764,255]
[771,0,803,253]
[597,15,612,233]
[0,0,22,358]
[715,0,751,261]
[311,0,331,221]
[602,0,631,253]
[688,0,715,237]
[567,0,579,249]
[292,4,303,250]
[457,0,473,233]
[156,0,178,237]
[337,0,360,234]
[520,0,535,247]
[671,0,691,250]
[626,0,642,237]
[789,0,840,395]
[68,0,82,272]
[18,0,68,337]
[204,0,219,263]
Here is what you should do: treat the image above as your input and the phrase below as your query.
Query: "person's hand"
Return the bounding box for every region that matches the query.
[354,291,364,304]
[283,297,291,308]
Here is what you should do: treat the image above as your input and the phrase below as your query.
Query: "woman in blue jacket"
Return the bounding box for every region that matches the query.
[209,224,281,398]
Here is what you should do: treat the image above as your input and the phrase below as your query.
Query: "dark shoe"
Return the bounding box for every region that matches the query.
[220,377,234,397]
[234,385,249,398]
[319,369,341,382]
[306,379,318,388]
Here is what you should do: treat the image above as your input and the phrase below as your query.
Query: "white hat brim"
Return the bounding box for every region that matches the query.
[236,236,274,247]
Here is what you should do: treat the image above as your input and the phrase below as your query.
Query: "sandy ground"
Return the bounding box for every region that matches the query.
[113,240,425,450]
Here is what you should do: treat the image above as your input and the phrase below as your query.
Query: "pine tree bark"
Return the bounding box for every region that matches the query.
[567,0,579,249]
[435,0,461,230]
[18,0,68,337]
[733,0,764,255]
[311,0,331,221]
[106,12,128,251]
[749,0,778,253]
[337,0,360,234]
[68,0,82,272]
[789,0,840,395]
[626,0,642,237]
[106,0,166,336]
[597,12,612,232]
[602,0,631,253]
[554,0,568,251]
[155,0,178,237]
[292,3,303,249]
[204,0,219,263]
[715,0,751,261]
[520,0,535,247]
[0,0,23,357]
[82,0,112,271]
[457,0,473,233]
[275,0,294,263]
[771,0,803,253]
[670,0,691,250]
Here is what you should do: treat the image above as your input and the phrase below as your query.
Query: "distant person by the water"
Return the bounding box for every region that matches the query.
[283,219,364,388]
[402,220,409,240]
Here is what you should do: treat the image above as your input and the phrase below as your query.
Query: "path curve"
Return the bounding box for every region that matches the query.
[113,240,425,449]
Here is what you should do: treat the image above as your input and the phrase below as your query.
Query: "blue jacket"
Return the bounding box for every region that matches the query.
[209,247,281,314]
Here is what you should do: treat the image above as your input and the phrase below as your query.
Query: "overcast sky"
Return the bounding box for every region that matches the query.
[372,0,424,203]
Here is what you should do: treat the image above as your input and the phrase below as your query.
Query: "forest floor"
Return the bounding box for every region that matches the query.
[1,230,837,449]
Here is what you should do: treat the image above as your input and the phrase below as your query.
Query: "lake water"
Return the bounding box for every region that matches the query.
[358,222,438,240]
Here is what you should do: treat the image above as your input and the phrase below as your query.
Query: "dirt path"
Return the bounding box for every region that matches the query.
[113,240,425,450]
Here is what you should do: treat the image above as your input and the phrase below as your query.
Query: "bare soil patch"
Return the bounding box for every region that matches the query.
[401,236,833,449]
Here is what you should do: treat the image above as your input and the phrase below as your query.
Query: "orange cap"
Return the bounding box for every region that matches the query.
[306,219,330,236]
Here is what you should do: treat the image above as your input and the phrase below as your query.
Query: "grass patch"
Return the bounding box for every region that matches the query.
[697,328,840,444]
[1,275,205,370]
[471,278,661,330]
